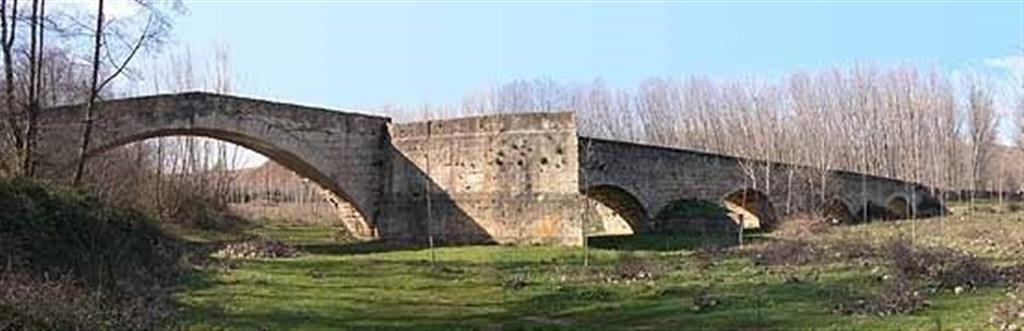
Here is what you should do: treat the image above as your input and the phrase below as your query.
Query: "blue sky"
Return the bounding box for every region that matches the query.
[167,1,1023,110]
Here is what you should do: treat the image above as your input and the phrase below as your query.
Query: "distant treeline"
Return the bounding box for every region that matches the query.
[391,66,1024,201]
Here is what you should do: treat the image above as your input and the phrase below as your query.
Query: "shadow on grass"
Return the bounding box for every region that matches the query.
[588,232,770,251]
[296,239,498,256]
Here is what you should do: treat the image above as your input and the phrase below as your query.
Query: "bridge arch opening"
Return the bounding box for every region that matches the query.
[824,198,856,224]
[582,185,648,236]
[81,128,373,238]
[886,195,911,220]
[722,188,778,229]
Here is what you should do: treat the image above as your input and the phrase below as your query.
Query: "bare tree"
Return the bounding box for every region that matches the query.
[965,79,998,206]
[21,0,42,175]
[73,0,174,185]
[71,0,104,186]
[1016,94,1024,194]
[0,0,17,174]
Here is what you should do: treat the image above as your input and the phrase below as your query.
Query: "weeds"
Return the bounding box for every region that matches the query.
[747,240,823,266]
[991,286,1024,331]
[0,178,182,330]
[775,213,832,237]
[690,286,721,312]
[837,278,930,316]
[502,274,529,291]
[615,252,655,281]
[883,238,1000,290]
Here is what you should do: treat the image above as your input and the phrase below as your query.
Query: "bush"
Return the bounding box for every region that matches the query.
[690,286,721,312]
[502,274,529,291]
[693,243,729,271]
[747,240,823,266]
[991,286,1024,331]
[157,182,247,231]
[775,214,832,238]
[837,278,930,316]
[0,177,181,329]
[972,205,1000,214]
[615,252,655,281]
[828,238,879,260]
[0,271,174,330]
[883,238,999,290]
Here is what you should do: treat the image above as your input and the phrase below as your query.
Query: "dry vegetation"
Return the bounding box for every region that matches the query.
[0,178,183,330]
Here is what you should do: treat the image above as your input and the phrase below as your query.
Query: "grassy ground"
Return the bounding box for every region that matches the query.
[173,203,1024,330]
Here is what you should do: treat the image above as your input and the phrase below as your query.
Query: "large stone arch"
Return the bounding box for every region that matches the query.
[33,92,391,238]
[722,188,778,229]
[582,184,650,234]
[885,194,912,219]
[823,196,857,224]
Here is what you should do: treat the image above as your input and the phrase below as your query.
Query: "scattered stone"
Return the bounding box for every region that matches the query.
[213,237,300,259]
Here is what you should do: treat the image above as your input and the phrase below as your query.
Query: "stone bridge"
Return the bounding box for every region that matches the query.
[579,138,943,234]
[34,92,942,246]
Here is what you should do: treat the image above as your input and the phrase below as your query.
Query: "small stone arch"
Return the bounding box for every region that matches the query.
[84,128,375,238]
[823,197,856,224]
[886,194,912,220]
[722,188,778,229]
[582,185,650,234]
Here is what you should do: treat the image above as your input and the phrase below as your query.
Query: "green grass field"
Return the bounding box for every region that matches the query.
[172,203,1024,330]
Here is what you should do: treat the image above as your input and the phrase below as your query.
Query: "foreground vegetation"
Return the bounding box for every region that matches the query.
[0,178,183,330]
[174,202,1024,330]
[0,176,1021,330]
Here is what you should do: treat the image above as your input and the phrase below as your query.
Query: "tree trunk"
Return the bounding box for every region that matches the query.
[73,0,104,186]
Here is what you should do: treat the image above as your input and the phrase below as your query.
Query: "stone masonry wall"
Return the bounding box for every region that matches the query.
[384,112,582,245]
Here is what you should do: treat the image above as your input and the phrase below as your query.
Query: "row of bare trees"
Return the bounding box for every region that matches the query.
[0,0,176,180]
[392,65,1023,200]
[0,0,258,227]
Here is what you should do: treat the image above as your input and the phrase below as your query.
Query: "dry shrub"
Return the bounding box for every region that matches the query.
[615,252,656,281]
[0,271,174,331]
[747,240,823,266]
[828,238,879,260]
[745,235,879,268]
[991,286,1024,331]
[502,274,529,291]
[883,238,1000,290]
[0,272,106,330]
[836,278,930,316]
[693,243,730,271]
[0,178,182,330]
[972,205,1001,214]
[775,213,832,238]
[1002,265,1024,285]
[690,286,721,312]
